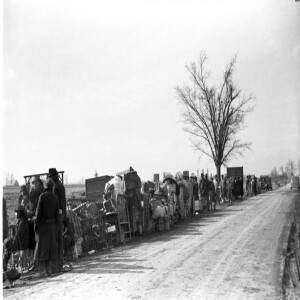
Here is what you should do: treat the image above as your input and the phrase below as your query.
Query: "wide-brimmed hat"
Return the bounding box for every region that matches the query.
[48,168,58,177]
[32,175,40,184]
[15,205,25,212]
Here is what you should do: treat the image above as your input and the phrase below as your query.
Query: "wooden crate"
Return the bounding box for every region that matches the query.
[85,175,113,200]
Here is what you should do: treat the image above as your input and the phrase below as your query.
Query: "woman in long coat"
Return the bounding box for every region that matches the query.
[34,179,59,277]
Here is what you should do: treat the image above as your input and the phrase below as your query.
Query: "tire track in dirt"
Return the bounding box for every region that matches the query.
[132,189,296,300]
[191,189,297,300]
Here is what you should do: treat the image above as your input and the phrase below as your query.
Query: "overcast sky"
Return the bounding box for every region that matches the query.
[2,0,300,184]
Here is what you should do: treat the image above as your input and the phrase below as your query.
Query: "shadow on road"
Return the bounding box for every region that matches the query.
[65,188,299,278]
[71,256,152,275]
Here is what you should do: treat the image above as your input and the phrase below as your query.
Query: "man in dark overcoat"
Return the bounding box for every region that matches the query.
[199,174,209,212]
[48,168,66,273]
[34,178,59,277]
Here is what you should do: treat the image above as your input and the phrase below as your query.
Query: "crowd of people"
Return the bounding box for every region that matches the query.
[3,168,67,278]
[197,174,244,211]
[147,172,245,227]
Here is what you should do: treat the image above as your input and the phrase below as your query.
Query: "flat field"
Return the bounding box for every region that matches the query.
[2,184,85,226]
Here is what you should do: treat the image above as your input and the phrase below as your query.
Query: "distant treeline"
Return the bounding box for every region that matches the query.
[270,159,299,182]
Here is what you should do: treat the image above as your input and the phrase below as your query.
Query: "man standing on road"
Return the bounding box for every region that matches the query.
[48,168,66,273]
[34,178,59,277]
[253,176,257,196]
[199,174,207,212]
[204,174,210,211]
[208,177,217,211]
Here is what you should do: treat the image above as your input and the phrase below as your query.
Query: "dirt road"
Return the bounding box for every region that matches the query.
[4,187,299,300]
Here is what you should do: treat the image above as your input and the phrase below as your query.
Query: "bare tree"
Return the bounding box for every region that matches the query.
[285,159,296,179]
[279,166,287,178]
[176,53,254,180]
[270,167,278,179]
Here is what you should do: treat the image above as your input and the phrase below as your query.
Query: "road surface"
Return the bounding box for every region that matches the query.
[4,187,299,300]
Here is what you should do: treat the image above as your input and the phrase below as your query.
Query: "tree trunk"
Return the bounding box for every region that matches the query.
[216,164,221,183]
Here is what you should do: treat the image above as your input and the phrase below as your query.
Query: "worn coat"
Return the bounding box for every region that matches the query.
[28,183,43,250]
[53,180,66,223]
[34,188,59,262]
[199,178,209,197]
[209,180,216,203]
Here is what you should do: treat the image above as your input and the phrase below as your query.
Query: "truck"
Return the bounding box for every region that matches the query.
[226,167,243,179]
[290,176,300,190]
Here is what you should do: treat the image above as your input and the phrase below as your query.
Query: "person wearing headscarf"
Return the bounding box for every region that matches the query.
[29,176,44,213]
[18,185,29,209]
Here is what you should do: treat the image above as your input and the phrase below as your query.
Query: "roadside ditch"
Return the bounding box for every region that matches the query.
[283,194,300,300]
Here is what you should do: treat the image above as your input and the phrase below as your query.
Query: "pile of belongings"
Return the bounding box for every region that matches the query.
[162,172,180,218]
[67,201,105,257]
[150,189,168,219]
[103,176,124,214]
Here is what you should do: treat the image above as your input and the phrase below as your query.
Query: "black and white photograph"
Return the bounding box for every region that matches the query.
[2,0,300,299]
